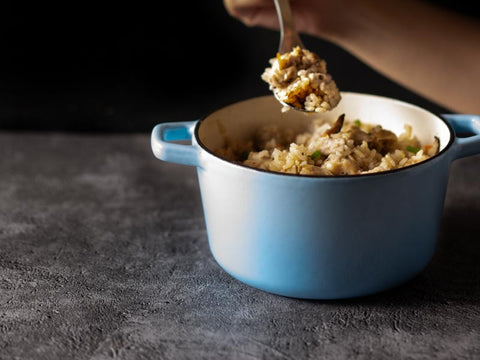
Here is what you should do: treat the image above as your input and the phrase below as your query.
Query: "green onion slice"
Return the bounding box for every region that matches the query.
[406,145,420,154]
[310,150,323,160]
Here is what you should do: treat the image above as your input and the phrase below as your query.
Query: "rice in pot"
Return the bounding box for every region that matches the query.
[216,115,439,176]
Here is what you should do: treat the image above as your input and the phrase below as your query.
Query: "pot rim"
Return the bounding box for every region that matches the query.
[194,92,456,179]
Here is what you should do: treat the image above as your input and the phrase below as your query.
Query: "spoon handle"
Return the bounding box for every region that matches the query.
[274,0,305,54]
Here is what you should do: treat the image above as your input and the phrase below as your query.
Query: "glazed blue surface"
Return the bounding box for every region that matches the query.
[151,107,480,299]
[151,121,198,167]
[445,114,480,158]
[196,157,448,299]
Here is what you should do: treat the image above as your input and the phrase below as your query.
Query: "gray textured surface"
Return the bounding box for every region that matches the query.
[0,132,479,360]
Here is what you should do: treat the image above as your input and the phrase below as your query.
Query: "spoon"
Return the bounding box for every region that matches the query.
[272,0,313,113]
[274,0,305,54]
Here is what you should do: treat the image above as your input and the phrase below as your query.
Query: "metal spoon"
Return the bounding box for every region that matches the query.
[272,0,313,112]
[274,0,305,54]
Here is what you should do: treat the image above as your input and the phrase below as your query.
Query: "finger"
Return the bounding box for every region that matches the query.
[223,0,279,29]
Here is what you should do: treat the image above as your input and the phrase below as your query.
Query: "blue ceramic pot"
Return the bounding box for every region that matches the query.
[151,93,480,299]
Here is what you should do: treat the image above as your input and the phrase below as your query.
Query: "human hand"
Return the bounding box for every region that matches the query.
[222,0,348,41]
[224,0,480,114]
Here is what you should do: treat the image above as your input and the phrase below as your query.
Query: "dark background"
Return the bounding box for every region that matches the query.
[0,1,477,133]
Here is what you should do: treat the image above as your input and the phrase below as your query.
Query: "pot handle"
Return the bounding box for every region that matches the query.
[151,121,199,167]
[443,114,480,159]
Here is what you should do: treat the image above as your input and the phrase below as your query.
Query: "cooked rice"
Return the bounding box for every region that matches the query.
[216,116,439,176]
[261,46,341,113]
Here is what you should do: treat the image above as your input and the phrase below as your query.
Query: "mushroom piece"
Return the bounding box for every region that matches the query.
[426,136,440,156]
[323,114,345,136]
[367,127,398,155]
[349,125,397,155]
